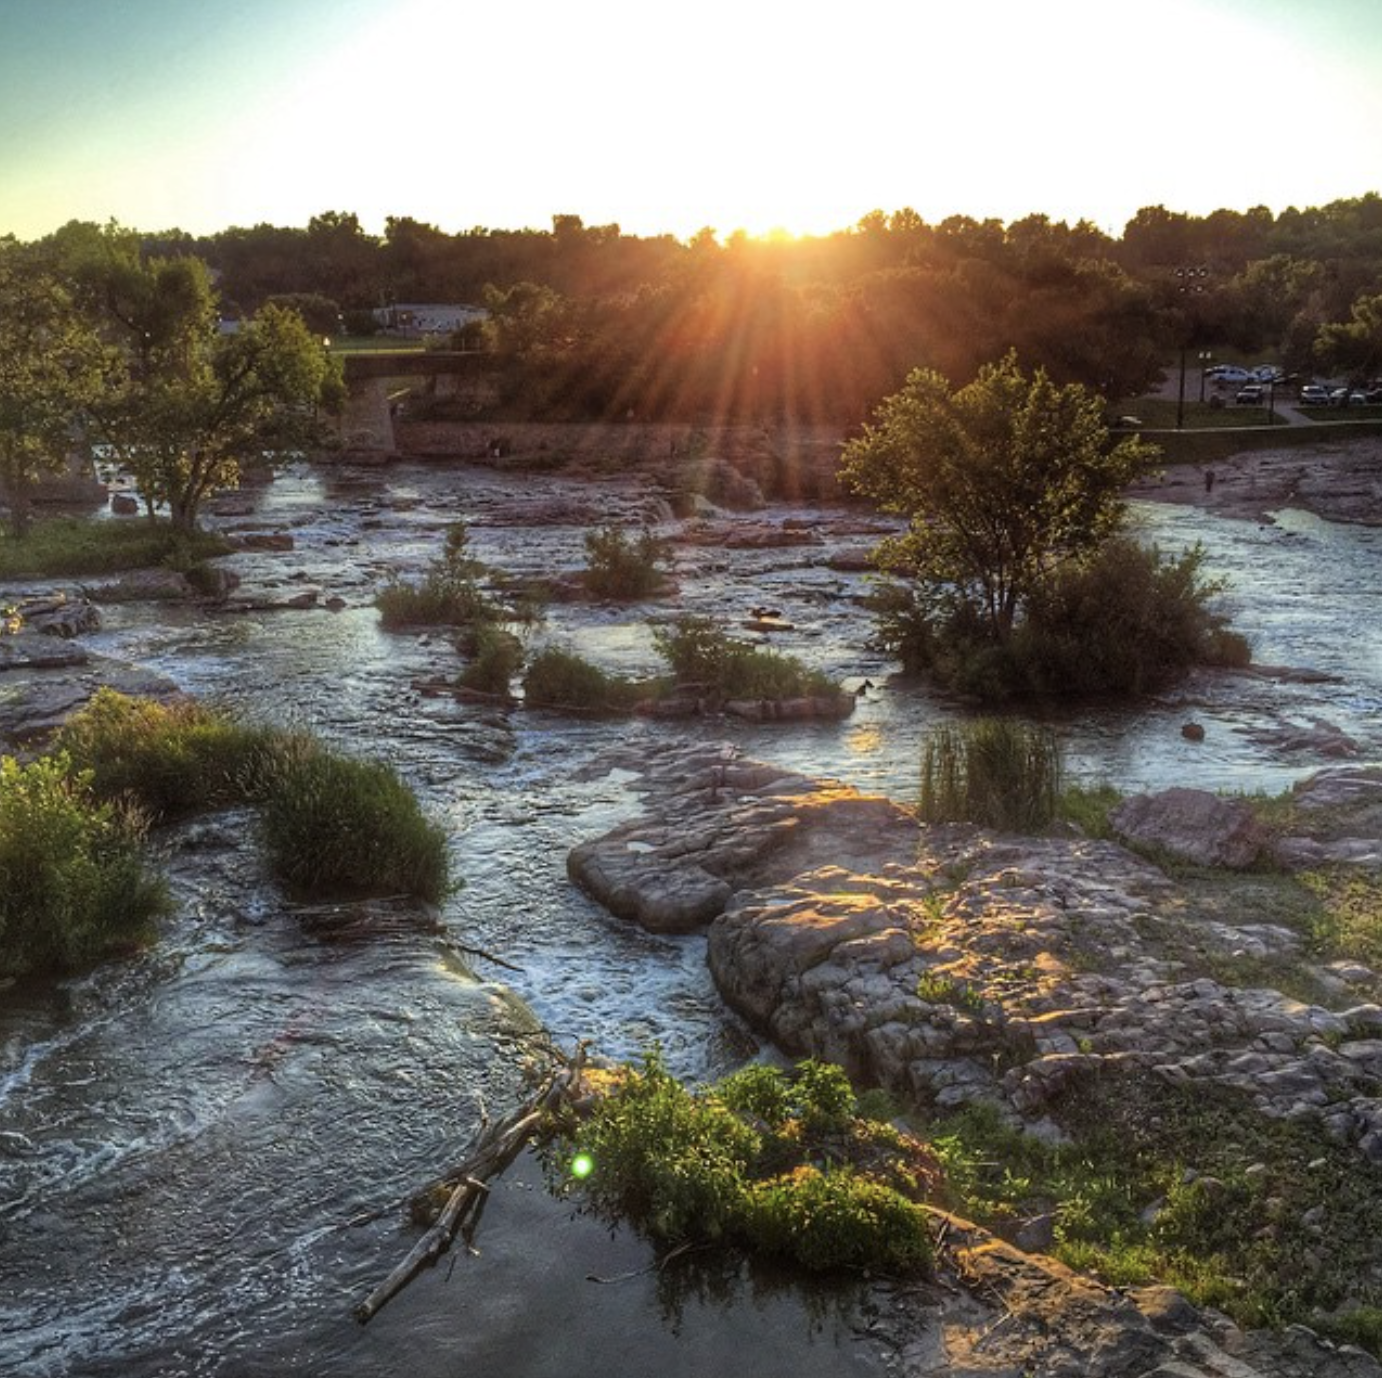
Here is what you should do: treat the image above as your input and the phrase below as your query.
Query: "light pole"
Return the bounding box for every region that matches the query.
[1198,351,1213,403]
[1174,266,1211,431]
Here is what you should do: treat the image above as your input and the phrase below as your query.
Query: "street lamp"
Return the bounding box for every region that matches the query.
[1198,351,1213,403]
[1174,267,1211,430]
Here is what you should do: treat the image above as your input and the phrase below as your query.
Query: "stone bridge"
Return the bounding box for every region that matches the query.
[336,351,494,459]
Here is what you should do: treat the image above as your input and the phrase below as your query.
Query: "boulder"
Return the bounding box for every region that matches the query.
[84,568,194,603]
[1110,787,1267,869]
[234,531,296,552]
[0,655,182,746]
[723,694,855,722]
[1249,718,1361,759]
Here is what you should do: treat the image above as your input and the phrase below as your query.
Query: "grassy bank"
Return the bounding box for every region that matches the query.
[0,517,229,579]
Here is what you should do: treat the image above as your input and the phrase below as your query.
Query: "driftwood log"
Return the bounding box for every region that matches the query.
[354,1048,585,1324]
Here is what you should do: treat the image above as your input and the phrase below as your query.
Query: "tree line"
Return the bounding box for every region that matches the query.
[4,194,1381,537]
[93,194,1382,422]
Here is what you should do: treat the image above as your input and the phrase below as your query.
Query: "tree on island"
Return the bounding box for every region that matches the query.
[0,239,106,536]
[840,353,1246,697]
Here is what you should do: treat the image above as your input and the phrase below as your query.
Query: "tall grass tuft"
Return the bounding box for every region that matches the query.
[919,718,1062,831]
[0,754,168,977]
[249,736,451,903]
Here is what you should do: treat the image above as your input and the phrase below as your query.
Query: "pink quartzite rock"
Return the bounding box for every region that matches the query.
[1110,787,1267,870]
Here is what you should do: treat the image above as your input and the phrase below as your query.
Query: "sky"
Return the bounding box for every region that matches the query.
[2,0,1381,244]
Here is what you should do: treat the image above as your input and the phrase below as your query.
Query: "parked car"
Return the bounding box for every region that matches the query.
[1365,386,1382,404]
[1299,384,1330,405]
[1212,365,1253,385]
[1251,365,1284,382]
[1235,384,1265,404]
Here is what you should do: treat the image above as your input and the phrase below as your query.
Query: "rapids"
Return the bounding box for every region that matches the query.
[2,458,1379,1376]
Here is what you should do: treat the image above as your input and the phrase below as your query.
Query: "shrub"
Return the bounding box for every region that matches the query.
[582,525,667,600]
[457,625,523,696]
[919,718,1062,831]
[377,522,497,629]
[522,647,643,713]
[249,736,450,903]
[744,1166,933,1273]
[566,1051,760,1242]
[55,689,277,819]
[1014,538,1251,694]
[551,1052,934,1276]
[868,538,1249,700]
[0,754,167,977]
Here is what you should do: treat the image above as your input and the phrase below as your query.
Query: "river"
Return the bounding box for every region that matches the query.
[2,459,1380,1377]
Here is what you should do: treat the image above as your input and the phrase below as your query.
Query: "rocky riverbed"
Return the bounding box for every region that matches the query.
[5,438,1382,1376]
[1130,435,1382,527]
[570,738,1382,1375]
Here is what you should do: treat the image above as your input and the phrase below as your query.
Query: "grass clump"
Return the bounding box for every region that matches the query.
[456,625,524,697]
[521,617,841,717]
[0,754,168,978]
[0,516,229,579]
[582,525,668,600]
[55,688,278,820]
[1299,869,1382,970]
[652,615,838,700]
[1056,782,1123,839]
[522,646,645,713]
[547,1052,935,1275]
[918,718,1062,831]
[249,736,450,903]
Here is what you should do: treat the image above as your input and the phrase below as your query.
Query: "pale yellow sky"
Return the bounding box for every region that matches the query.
[2,0,1380,240]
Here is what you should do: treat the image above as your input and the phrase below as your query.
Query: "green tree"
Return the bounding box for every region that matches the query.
[1315,292,1382,381]
[95,255,342,531]
[840,353,1157,645]
[480,280,578,360]
[0,239,107,536]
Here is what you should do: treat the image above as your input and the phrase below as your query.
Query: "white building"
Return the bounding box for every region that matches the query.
[373,303,485,337]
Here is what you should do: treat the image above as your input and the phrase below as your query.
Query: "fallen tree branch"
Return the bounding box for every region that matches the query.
[354,1045,586,1325]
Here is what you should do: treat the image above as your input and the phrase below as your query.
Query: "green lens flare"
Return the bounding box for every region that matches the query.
[570,1152,595,1180]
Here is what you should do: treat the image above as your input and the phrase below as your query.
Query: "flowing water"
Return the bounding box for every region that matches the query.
[3,460,1380,1377]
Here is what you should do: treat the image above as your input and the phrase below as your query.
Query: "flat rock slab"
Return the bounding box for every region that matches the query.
[570,748,1382,1153]
[568,742,918,933]
[0,656,183,749]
